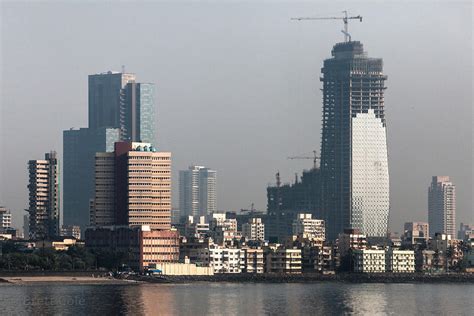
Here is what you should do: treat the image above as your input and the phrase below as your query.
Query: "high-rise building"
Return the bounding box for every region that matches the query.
[179,166,217,217]
[27,151,60,240]
[428,176,456,237]
[90,141,171,230]
[63,71,156,230]
[121,82,156,144]
[88,71,136,129]
[320,41,389,240]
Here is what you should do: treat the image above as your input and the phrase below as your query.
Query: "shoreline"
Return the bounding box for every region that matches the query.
[1,272,473,285]
[154,272,474,284]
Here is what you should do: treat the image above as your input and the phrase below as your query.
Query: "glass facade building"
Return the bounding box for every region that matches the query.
[88,72,136,129]
[63,127,120,229]
[320,41,389,240]
[121,82,156,144]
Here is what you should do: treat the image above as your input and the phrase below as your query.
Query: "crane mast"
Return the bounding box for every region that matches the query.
[291,11,362,42]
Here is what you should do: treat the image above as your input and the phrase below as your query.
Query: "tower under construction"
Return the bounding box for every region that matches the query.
[320,41,389,240]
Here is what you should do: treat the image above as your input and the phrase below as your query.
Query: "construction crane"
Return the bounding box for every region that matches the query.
[291,11,362,42]
[287,150,320,169]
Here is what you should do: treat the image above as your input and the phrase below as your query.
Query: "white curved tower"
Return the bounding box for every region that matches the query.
[351,109,390,236]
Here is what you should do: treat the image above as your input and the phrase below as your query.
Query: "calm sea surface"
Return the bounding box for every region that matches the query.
[0,282,473,315]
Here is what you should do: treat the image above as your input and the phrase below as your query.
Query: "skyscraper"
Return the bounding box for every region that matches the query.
[121,82,156,144]
[88,71,136,129]
[179,166,217,218]
[428,176,456,237]
[90,141,171,230]
[27,151,60,240]
[63,71,156,230]
[320,41,389,240]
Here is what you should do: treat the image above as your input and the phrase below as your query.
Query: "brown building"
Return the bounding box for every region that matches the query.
[90,141,171,229]
[85,225,179,271]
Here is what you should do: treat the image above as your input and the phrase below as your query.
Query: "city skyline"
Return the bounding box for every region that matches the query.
[1,2,472,232]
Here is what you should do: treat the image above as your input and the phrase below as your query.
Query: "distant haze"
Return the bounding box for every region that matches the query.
[1,1,472,233]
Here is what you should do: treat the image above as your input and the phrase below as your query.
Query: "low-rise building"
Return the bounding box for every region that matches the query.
[292,214,325,245]
[209,245,241,273]
[0,206,12,230]
[179,236,211,266]
[242,218,265,242]
[60,225,81,240]
[338,229,367,258]
[185,216,210,239]
[149,260,214,276]
[458,223,473,241]
[36,237,83,251]
[353,249,386,273]
[85,225,179,272]
[210,213,239,245]
[416,249,445,273]
[402,222,429,247]
[266,247,302,274]
[140,227,180,269]
[386,249,415,273]
[240,248,264,273]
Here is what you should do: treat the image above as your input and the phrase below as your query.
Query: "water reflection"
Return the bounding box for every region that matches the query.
[0,282,473,315]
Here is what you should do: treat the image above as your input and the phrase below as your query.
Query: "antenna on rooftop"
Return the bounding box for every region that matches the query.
[122,65,125,73]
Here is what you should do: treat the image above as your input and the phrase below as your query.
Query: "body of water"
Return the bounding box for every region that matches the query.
[0,282,473,315]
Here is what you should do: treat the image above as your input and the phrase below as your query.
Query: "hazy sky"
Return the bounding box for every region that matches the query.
[1,1,472,233]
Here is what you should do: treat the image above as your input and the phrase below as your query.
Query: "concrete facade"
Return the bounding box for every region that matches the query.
[428,176,456,237]
[90,142,171,230]
[353,249,386,273]
[179,166,217,217]
[242,218,265,242]
[386,249,415,273]
[27,151,60,240]
[266,248,302,274]
[292,213,325,243]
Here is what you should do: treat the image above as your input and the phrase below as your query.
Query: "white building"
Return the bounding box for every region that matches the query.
[353,249,386,273]
[292,214,325,243]
[0,206,12,229]
[242,218,265,242]
[428,176,456,237]
[386,249,415,273]
[210,213,239,245]
[209,245,241,273]
[179,166,217,217]
[351,109,390,237]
